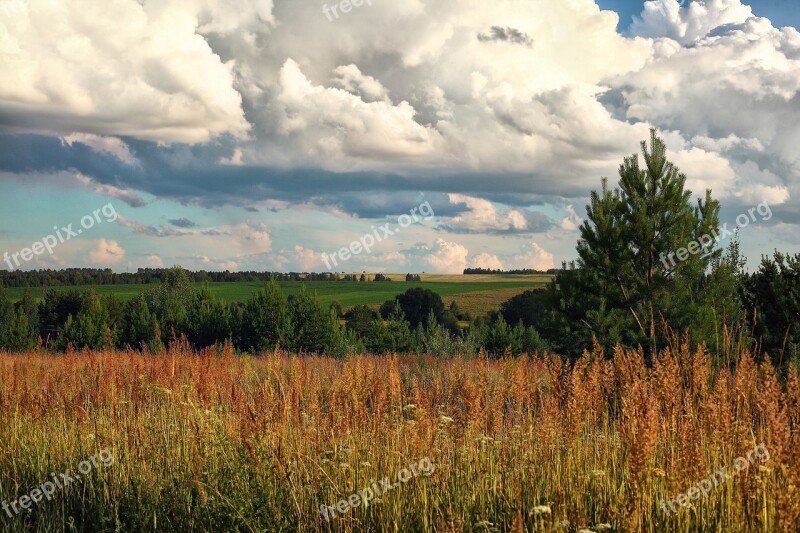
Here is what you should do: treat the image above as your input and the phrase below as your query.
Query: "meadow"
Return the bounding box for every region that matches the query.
[3,275,551,317]
[0,340,797,532]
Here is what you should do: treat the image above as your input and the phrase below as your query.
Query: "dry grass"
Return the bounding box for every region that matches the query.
[444,287,545,317]
[0,341,798,532]
[390,274,553,284]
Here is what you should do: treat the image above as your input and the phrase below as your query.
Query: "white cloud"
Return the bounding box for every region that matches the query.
[2,0,800,269]
[62,133,138,165]
[146,254,165,268]
[630,0,753,45]
[446,194,528,232]
[613,10,799,208]
[0,0,250,142]
[560,205,583,231]
[88,239,125,266]
[471,252,504,270]
[199,255,239,271]
[194,0,275,35]
[290,245,324,271]
[275,58,443,163]
[511,242,554,271]
[424,238,469,273]
[331,64,390,102]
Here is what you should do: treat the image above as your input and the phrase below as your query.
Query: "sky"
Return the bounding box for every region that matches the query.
[0,0,798,274]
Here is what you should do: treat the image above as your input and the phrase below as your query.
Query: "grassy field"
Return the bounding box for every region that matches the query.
[3,274,552,316]
[0,344,797,532]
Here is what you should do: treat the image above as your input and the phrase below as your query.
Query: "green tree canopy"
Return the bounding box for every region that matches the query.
[552,129,739,357]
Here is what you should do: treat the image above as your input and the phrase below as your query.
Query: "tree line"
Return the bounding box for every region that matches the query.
[463,268,560,275]
[0,268,405,288]
[0,268,546,358]
[0,131,797,366]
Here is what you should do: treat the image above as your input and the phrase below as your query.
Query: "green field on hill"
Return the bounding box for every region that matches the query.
[4,274,552,316]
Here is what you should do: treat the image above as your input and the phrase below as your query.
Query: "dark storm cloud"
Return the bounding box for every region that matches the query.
[0,133,140,179]
[0,134,581,214]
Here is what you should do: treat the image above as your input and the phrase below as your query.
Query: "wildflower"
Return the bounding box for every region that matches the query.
[529,505,551,516]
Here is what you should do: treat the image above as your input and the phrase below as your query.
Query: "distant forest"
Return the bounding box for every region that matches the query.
[0,268,408,287]
[463,268,560,275]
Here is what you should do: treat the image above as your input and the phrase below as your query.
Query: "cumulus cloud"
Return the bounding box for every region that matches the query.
[1,0,799,270]
[424,238,469,273]
[443,194,551,233]
[88,239,125,266]
[289,245,323,271]
[146,254,165,268]
[560,205,583,231]
[275,58,443,163]
[511,242,555,271]
[331,64,390,103]
[610,7,799,209]
[471,252,504,270]
[195,0,275,35]
[630,0,753,44]
[0,0,250,142]
[198,255,239,271]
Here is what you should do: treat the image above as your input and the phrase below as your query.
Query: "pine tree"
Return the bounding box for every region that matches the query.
[54,289,115,350]
[240,278,289,353]
[188,284,232,348]
[0,281,14,348]
[122,294,163,352]
[286,285,335,353]
[561,129,726,356]
[5,308,36,351]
